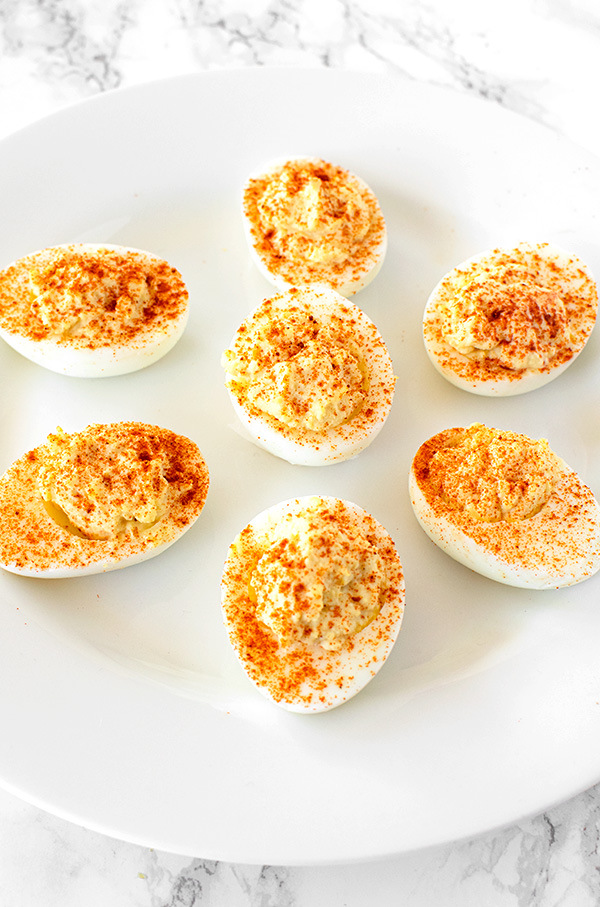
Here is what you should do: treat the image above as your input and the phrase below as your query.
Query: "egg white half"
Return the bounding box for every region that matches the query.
[409,426,600,589]
[0,243,189,377]
[0,422,209,578]
[242,156,387,297]
[221,495,405,713]
[422,242,598,396]
[223,287,396,466]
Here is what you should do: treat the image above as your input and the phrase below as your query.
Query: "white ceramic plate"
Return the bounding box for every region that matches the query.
[1,68,600,866]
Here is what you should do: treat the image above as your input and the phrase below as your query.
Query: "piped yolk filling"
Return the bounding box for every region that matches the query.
[29,248,153,342]
[426,424,562,523]
[249,502,384,651]
[224,305,368,433]
[37,428,170,541]
[250,160,373,267]
[441,269,571,371]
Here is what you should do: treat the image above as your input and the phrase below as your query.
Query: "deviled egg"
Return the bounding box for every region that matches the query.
[409,423,600,589]
[242,156,387,296]
[221,495,405,712]
[0,422,209,577]
[222,286,395,466]
[422,242,598,395]
[0,243,189,376]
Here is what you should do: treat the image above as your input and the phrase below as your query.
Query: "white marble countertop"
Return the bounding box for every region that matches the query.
[1,1,600,904]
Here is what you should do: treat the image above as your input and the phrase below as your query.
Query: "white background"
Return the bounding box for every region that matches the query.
[1,1,600,905]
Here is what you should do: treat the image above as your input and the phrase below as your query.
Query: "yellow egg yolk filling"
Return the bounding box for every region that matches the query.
[250,159,373,267]
[223,303,368,432]
[249,500,384,651]
[28,248,154,342]
[426,424,562,523]
[440,266,572,371]
[37,426,171,540]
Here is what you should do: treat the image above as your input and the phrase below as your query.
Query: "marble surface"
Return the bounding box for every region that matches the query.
[1,1,600,904]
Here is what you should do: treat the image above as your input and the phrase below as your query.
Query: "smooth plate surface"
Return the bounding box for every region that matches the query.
[0,68,600,866]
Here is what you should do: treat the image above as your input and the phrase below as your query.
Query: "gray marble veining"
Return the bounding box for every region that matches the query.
[2,0,598,145]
